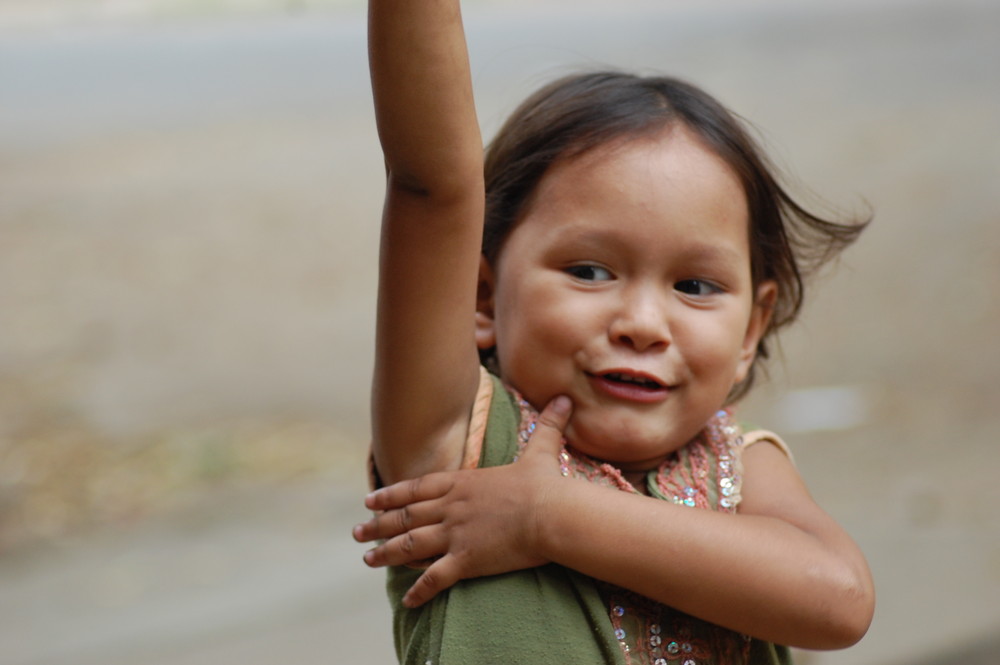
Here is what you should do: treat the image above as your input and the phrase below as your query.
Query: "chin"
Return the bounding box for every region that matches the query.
[565,419,673,468]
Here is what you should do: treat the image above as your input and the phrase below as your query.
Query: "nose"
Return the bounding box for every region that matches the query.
[608,286,671,352]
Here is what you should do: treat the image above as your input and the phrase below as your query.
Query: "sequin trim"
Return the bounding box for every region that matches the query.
[509,390,754,664]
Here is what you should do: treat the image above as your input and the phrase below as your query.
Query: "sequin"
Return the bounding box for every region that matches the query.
[518,422,536,444]
[559,449,572,477]
[510,400,752,664]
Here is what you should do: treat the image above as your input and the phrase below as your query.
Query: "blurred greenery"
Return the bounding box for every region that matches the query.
[0,416,361,552]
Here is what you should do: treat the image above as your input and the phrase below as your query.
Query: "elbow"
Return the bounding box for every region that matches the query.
[386,164,483,204]
[386,168,434,197]
[804,564,876,650]
[824,578,875,649]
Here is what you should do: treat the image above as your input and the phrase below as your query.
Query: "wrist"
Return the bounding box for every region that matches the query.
[531,475,580,564]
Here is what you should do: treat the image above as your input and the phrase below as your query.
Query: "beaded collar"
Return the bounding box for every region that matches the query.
[511,393,745,514]
[510,391,756,664]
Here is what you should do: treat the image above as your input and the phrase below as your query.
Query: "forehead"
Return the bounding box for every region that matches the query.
[513,128,751,258]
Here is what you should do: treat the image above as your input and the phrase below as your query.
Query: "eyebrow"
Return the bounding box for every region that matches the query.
[569,228,746,266]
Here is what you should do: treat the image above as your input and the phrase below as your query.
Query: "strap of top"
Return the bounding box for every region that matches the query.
[742,430,795,464]
[461,365,495,469]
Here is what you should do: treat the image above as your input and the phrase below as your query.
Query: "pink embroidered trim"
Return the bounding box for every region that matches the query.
[508,392,755,664]
[512,394,746,514]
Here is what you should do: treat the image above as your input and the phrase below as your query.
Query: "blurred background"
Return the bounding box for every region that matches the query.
[1,0,998,663]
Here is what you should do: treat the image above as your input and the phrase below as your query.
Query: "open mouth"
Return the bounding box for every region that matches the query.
[600,372,666,390]
[588,370,670,404]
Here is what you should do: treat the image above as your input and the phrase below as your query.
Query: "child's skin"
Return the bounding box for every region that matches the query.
[358,0,874,650]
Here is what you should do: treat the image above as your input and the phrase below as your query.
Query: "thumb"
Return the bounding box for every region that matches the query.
[522,395,572,458]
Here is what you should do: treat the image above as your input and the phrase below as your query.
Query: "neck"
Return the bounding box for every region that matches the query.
[621,468,651,495]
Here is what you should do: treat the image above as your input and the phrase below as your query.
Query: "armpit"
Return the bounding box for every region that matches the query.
[368,366,493,490]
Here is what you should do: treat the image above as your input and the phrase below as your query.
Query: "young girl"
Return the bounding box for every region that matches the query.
[354,1,875,663]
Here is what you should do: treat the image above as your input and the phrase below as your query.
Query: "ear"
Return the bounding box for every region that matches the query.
[734,280,778,384]
[475,255,498,351]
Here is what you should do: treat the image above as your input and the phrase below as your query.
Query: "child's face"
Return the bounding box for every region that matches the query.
[477,127,775,469]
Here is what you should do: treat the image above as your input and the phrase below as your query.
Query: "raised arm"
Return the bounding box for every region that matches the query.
[368,0,485,484]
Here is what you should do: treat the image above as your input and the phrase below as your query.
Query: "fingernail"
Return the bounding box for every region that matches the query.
[550,395,571,415]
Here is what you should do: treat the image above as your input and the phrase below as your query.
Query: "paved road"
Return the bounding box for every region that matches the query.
[1,2,999,664]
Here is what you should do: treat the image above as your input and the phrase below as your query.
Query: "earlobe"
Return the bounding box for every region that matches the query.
[475,256,497,350]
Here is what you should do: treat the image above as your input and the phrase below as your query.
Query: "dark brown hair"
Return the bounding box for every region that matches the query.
[482,71,869,400]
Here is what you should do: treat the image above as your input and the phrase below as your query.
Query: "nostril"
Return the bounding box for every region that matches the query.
[614,329,668,349]
[609,308,671,351]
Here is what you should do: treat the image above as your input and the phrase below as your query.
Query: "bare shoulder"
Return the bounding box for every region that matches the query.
[738,434,870,582]
[738,433,875,643]
[737,436,834,531]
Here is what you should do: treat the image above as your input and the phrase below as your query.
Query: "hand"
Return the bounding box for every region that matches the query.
[353,395,572,607]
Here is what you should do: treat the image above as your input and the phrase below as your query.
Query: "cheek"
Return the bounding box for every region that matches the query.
[494,282,593,390]
[498,288,573,361]
[498,274,583,338]
[678,313,748,375]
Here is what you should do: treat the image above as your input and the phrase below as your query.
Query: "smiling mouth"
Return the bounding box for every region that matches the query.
[587,371,670,404]
[601,371,666,390]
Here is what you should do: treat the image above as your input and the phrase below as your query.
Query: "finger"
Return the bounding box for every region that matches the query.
[364,471,454,512]
[353,499,443,543]
[402,554,463,608]
[520,395,572,458]
[538,394,573,430]
[362,525,448,568]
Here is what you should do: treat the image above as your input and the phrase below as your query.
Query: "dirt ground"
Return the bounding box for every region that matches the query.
[1,1,999,664]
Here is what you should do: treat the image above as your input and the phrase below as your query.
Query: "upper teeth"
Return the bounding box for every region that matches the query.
[606,372,659,388]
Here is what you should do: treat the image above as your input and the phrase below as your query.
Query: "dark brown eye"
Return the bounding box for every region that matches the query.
[565,265,613,281]
[675,279,721,296]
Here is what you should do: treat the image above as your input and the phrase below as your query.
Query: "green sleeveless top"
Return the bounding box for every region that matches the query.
[386,372,792,665]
